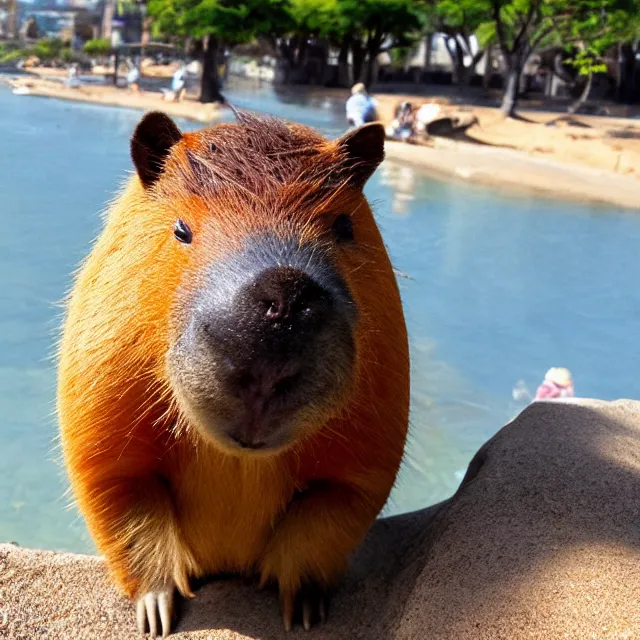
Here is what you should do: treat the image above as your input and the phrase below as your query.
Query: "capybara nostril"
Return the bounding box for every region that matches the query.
[272,372,300,397]
[250,266,330,326]
[263,298,284,320]
[228,433,266,450]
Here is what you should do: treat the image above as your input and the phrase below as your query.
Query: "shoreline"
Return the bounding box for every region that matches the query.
[0,72,224,123]
[1,72,638,210]
[385,137,640,210]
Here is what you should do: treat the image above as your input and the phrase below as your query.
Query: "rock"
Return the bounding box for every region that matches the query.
[1,399,639,639]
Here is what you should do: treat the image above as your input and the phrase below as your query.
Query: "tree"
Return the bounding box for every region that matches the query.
[552,0,637,112]
[270,0,422,88]
[268,0,329,83]
[83,38,112,57]
[477,0,558,117]
[148,0,290,102]
[476,0,638,117]
[618,17,640,102]
[334,0,423,87]
[426,0,489,89]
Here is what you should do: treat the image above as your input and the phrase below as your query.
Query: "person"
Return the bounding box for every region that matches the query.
[171,63,187,102]
[345,83,378,128]
[65,64,80,89]
[386,101,415,141]
[512,367,575,405]
[534,367,575,401]
[126,60,140,91]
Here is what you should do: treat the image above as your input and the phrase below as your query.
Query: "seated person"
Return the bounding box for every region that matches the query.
[386,101,415,140]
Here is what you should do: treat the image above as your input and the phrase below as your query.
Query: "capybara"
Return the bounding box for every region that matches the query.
[57,110,410,637]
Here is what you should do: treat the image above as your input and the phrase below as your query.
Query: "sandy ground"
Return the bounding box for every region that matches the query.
[374,93,640,179]
[1,68,639,208]
[2,399,640,639]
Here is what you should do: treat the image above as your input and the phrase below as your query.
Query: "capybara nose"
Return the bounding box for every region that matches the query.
[248,266,331,328]
[199,265,334,364]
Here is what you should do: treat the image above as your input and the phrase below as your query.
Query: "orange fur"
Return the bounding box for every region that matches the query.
[57,113,409,616]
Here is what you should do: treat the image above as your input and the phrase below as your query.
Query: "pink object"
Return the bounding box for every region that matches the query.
[534,379,574,401]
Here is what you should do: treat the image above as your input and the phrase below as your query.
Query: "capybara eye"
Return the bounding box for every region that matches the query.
[173,219,193,244]
[332,214,354,243]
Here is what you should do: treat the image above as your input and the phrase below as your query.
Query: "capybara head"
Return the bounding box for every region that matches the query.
[130,110,389,455]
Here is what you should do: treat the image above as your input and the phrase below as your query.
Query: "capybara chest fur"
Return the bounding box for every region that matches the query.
[57,110,410,637]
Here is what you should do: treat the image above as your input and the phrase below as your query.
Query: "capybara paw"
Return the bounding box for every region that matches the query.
[136,583,175,638]
[280,582,330,632]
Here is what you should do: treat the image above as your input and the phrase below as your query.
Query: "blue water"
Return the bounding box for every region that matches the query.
[1,82,639,553]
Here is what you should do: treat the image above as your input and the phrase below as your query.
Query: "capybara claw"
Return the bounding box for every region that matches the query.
[136,584,174,638]
[281,583,329,632]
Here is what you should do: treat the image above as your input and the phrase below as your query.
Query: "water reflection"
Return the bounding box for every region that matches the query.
[378,162,417,216]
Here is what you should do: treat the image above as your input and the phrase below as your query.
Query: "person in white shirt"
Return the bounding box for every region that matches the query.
[171,63,187,102]
[126,59,140,91]
[345,83,378,128]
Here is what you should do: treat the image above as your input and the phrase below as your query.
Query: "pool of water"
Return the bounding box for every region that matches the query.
[1,82,639,553]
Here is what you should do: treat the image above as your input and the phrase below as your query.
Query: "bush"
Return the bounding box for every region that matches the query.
[33,38,65,61]
[0,49,28,64]
[83,38,111,57]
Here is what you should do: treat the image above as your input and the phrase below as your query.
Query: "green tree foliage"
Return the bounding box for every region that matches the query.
[0,48,27,65]
[33,38,70,62]
[83,39,112,57]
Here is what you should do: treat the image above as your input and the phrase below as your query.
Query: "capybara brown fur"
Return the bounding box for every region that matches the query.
[57,110,410,637]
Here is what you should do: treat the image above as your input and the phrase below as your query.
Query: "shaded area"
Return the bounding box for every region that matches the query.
[607,128,640,140]
[2,399,639,639]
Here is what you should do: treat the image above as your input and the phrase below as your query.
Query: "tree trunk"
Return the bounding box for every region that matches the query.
[351,40,365,84]
[424,34,433,74]
[500,47,529,117]
[363,53,376,89]
[337,34,351,87]
[454,40,466,90]
[568,72,592,114]
[483,46,493,91]
[200,35,224,104]
[615,42,622,102]
[501,65,520,117]
[619,43,638,104]
[276,38,295,84]
[113,48,120,86]
[296,33,308,68]
[446,36,470,92]
[363,33,381,89]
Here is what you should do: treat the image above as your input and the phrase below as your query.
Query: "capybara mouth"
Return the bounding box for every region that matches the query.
[168,234,357,453]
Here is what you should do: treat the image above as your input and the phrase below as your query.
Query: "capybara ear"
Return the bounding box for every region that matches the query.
[336,122,385,188]
[131,111,182,188]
